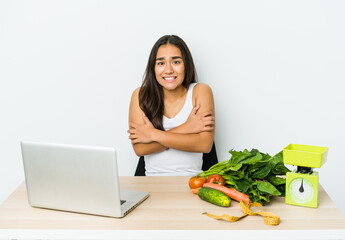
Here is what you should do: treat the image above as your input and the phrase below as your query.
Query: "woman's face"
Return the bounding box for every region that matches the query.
[154,44,185,91]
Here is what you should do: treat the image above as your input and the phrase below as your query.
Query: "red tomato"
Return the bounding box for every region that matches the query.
[189,176,206,189]
[207,174,226,186]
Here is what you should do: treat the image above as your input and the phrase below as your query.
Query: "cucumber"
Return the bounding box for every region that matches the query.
[198,187,231,207]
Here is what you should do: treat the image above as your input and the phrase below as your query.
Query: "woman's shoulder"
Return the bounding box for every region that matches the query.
[129,87,142,107]
[132,87,141,95]
[131,87,141,98]
[193,83,213,95]
[192,83,214,108]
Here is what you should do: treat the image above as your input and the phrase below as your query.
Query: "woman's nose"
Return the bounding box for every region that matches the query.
[165,63,173,74]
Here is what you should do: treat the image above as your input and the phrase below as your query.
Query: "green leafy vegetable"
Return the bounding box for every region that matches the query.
[251,165,271,179]
[197,149,290,204]
[267,175,286,185]
[255,181,281,196]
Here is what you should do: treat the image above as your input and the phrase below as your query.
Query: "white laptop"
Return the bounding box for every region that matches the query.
[20,141,149,218]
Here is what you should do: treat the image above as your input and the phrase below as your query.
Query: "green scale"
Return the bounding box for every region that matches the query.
[283,144,328,208]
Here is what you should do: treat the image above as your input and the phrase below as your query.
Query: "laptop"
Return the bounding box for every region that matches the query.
[20,141,149,218]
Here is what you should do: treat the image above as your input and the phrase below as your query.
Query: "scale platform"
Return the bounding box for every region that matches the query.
[283,143,328,168]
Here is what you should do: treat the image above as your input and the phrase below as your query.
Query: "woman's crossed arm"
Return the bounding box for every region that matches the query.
[128,84,215,156]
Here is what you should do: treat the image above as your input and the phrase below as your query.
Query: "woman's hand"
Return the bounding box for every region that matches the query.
[183,105,215,134]
[128,114,157,144]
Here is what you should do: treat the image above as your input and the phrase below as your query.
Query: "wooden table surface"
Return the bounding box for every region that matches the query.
[0,176,345,239]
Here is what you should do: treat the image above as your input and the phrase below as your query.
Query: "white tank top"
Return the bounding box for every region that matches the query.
[145,83,203,176]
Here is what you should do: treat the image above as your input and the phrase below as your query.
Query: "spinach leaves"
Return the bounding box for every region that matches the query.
[198,149,290,204]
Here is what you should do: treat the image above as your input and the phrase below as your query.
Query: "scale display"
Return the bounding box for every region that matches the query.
[288,177,315,204]
[286,173,318,207]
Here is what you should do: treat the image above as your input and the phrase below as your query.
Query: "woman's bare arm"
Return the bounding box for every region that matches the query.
[128,84,215,156]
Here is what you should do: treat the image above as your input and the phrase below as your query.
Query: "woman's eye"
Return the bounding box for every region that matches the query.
[157,62,164,66]
[173,61,180,64]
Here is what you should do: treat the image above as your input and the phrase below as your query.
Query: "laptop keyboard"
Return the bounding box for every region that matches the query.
[120,200,126,205]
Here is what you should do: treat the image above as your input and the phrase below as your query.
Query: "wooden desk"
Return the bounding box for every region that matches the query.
[0,176,345,239]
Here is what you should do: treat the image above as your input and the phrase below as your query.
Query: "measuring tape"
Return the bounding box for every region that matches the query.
[203,201,280,226]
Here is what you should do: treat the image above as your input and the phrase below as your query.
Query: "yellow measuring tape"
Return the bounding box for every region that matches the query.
[203,201,280,226]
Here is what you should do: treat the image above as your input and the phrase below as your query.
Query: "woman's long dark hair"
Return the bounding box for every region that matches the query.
[139,35,197,130]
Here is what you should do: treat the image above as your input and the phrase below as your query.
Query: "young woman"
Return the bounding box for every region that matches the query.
[128,35,215,176]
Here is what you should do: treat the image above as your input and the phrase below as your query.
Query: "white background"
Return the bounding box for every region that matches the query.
[1,0,344,217]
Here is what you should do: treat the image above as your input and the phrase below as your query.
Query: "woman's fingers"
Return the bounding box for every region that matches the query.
[200,116,215,125]
[201,110,213,117]
[129,135,136,140]
[192,105,200,114]
[128,118,155,144]
[128,130,136,140]
[129,122,138,129]
[203,115,215,121]
[128,126,137,141]
[188,105,200,117]
[204,119,215,126]
[202,127,213,132]
[142,113,154,127]
[201,116,215,131]
[203,123,215,131]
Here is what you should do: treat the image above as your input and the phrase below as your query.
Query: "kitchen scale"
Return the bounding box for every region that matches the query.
[283,144,328,208]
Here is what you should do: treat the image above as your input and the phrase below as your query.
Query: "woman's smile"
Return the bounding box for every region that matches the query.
[163,76,177,82]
